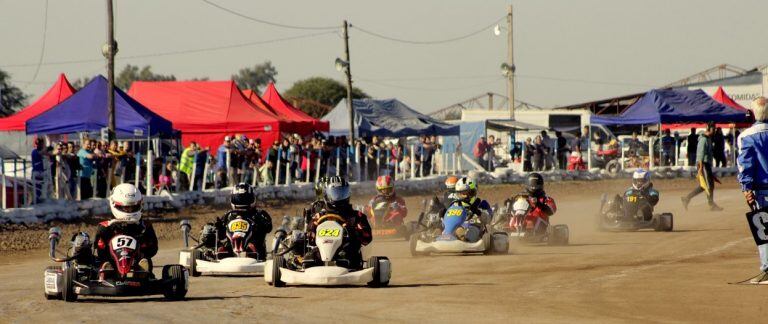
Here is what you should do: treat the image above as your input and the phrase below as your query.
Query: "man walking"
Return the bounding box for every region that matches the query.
[737,97,768,281]
[682,123,722,211]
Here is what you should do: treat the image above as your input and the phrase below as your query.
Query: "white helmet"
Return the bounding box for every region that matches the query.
[632,169,651,190]
[110,183,143,222]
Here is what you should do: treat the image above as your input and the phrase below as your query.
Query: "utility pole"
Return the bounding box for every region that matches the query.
[343,20,355,143]
[106,0,116,140]
[506,4,515,121]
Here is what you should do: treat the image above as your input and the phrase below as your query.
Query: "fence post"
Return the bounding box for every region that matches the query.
[314,149,321,183]
[161,155,167,192]
[14,159,19,207]
[286,151,293,186]
[55,155,61,200]
[134,152,141,193]
[225,148,232,188]
[336,147,341,177]
[1,158,5,209]
[620,141,625,171]
[190,152,198,192]
[363,148,369,182]
[394,148,399,180]
[275,147,282,187]
[42,155,50,201]
[648,137,654,170]
[201,154,210,191]
[251,155,258,188]
[410,144,416,179]
[385,149,390,175]
[147,150,154,196]
[346,146,351,179]
[674,138,679,167]
[354,143,360,182]
[305,150,311,183]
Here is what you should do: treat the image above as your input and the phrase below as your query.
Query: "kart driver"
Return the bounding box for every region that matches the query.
[93,183,158,273]
[366,175,408,224]
[305,176,372,269]
[521,173,557,218]
[202,183,273,261]
[452,177,493,223]
[625,169,659,221]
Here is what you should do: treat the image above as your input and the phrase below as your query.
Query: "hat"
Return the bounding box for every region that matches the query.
[249,139,255,144]
[224,136,231,141]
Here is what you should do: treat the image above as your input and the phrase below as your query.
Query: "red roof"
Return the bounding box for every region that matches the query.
[128,81,286,155]
[261,83,330,132]
[0,74,75,131]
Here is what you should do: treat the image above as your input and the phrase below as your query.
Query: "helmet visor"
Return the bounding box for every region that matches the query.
[632,178,647,189]
[325,185,351,202]
[378,187,394,196]
[114,202,142,213]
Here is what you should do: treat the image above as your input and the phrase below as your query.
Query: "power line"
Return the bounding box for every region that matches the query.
[26,0,49,87]
[1,31,336,68]
[351,16,504,45]
[200,0,338,30]
[357,76,505,92]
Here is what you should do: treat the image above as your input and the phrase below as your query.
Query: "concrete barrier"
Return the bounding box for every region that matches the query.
[0,167,738,224]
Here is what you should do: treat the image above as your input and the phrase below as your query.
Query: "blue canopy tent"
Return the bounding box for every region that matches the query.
[324,98,459,137]
[26,76,173,137]
[590,89,750,125]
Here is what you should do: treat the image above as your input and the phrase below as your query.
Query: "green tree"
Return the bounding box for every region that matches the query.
[71,76,92,90]
[231,61,277,92]
[284,77,368,118]
[116,64,176,90]
[0,69,27,116]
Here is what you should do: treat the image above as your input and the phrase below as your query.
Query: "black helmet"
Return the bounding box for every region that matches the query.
[231,183,255,209]
[526,173,544,195]
[324,176,351,209]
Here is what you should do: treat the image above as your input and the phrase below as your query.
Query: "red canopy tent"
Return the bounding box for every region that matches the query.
[0,74,76,131]
[261,83,330,132]
[128,81,287,156]
[662,87,753,130]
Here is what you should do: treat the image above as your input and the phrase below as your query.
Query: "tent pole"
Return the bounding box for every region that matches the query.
[587,126,592,170]
[14,159,19,208]
[0,158,5,209]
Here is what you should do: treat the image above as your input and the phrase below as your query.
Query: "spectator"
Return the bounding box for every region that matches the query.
[570,131,583,153]
[31,138,47,203]
[215,136,231,188]
[77,140,96,199]
[473,137,488,170]
[713,127,727,167]
[627,132,643,157]
[686,127,698,166]
[581,126,591,152]
[178,142,198,191]
[541,131,553,170]
[661,129,675,166]
[259,160,274,186]
[485,135,495,172]
[523,137,534,172]
[421,136,435,175]
[399,154,411,178]
[555,131,569,170]
[193,146,209,190]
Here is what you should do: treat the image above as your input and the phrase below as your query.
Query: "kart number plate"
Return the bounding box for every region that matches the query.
[318,228,340,237]
[626,196,638,203]
[110,235,137,250]
[446,208,463,217]
[228,219,250,232]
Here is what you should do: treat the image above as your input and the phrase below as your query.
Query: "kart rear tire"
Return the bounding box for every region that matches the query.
[272,255,286,287]
[548,225,570,246]
[61,267,78,302]
[367,256,390,288]
[491,232,510,254]
[162,265,188,301]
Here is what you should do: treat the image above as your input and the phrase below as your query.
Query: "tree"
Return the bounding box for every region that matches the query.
[116,64,176,90]
[71,76,92,90]
[0,69,27,116]
[284,77,368,118]
[231,61,277,92]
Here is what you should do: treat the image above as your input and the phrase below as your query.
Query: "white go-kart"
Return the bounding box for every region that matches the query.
[178,219,266,276]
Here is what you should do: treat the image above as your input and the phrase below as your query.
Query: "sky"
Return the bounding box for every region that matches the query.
[1,0,767,113]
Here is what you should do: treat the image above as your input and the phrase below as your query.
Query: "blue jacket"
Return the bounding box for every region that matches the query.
[737,122,768,191]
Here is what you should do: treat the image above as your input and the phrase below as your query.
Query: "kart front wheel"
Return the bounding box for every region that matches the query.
[61,267,78,302]
[162,265,188,301]
[367,256,391,288]
[272,255,286,287]
[409,235,426,257]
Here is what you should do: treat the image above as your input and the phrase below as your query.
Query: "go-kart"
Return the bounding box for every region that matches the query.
[44,226,188,302]
[598,191,673,231]
[265,214,391,287]
[410,203,509,256]
[178,217,267,277]
[364,200,416,240]
[494,195,569,245]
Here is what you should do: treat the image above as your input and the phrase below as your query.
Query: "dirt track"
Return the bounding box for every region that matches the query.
[1,177,764,323]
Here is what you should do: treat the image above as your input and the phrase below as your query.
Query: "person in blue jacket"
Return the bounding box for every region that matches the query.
[738,97,768,282]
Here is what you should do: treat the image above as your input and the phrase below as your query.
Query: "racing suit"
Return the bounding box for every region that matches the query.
[452,197,493,223]
[366,193,408,227]
[623,184,659,221]
[93,220,158,269]
[211,208,273,260]
[515,191,557,235]
[306,202,372,269]
[737,122,768,271]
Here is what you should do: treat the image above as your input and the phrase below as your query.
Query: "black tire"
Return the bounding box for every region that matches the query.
[655,213,673,232]
[44,266,61,300]
[548,225,570,246]
[272,255,286,287]
[367,256,390,288]
[61,267,78,302]
[162,265,188,301]
[491,233,510,254]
